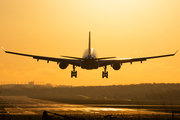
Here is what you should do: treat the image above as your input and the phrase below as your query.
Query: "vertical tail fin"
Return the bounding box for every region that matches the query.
[88,31,91,56]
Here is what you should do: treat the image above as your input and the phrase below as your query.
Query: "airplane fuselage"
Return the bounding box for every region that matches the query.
[81,48,98,70]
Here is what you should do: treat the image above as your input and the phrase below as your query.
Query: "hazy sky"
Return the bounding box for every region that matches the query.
[0,0,180,86]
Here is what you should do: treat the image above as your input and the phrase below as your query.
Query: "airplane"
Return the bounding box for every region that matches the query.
[2,32,178,78]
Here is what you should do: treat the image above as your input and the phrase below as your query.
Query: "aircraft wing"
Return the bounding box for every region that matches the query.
[2,48,81,66]
[98,51,178,67]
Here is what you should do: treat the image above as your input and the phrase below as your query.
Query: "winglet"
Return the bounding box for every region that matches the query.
[1,47,6,52]
[174,50,178,55]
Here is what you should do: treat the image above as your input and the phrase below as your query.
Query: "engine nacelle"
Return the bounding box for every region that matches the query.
[111,63,121,70]
[59,63,69,69]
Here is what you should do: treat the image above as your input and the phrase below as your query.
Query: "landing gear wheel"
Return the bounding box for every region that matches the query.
[71,71,77,78]
[71,65,77,78]
[102,66,108,78]
[102,71,108,78]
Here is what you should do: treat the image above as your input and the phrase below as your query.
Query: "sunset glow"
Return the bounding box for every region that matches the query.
[0,0,180,86]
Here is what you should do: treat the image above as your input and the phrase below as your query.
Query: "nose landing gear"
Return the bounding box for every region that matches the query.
[102,66,108,78]
[71,65,77,78]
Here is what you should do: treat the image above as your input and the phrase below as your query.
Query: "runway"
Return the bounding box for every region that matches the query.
[0,96,169,116]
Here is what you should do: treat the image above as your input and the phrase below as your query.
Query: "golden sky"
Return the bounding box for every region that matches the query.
[0,0,180,86]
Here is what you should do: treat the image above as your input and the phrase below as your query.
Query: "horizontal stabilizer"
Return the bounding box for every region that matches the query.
[60,55,83,60]
[95,56,117,60]
[61,56,117,60]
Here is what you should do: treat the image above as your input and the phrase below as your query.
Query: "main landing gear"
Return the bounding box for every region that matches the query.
[71,65,77,78]
[102,66,108,78]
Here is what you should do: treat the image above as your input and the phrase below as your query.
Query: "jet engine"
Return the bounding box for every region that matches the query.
[111,63,121,70]
[59,62,69,69]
